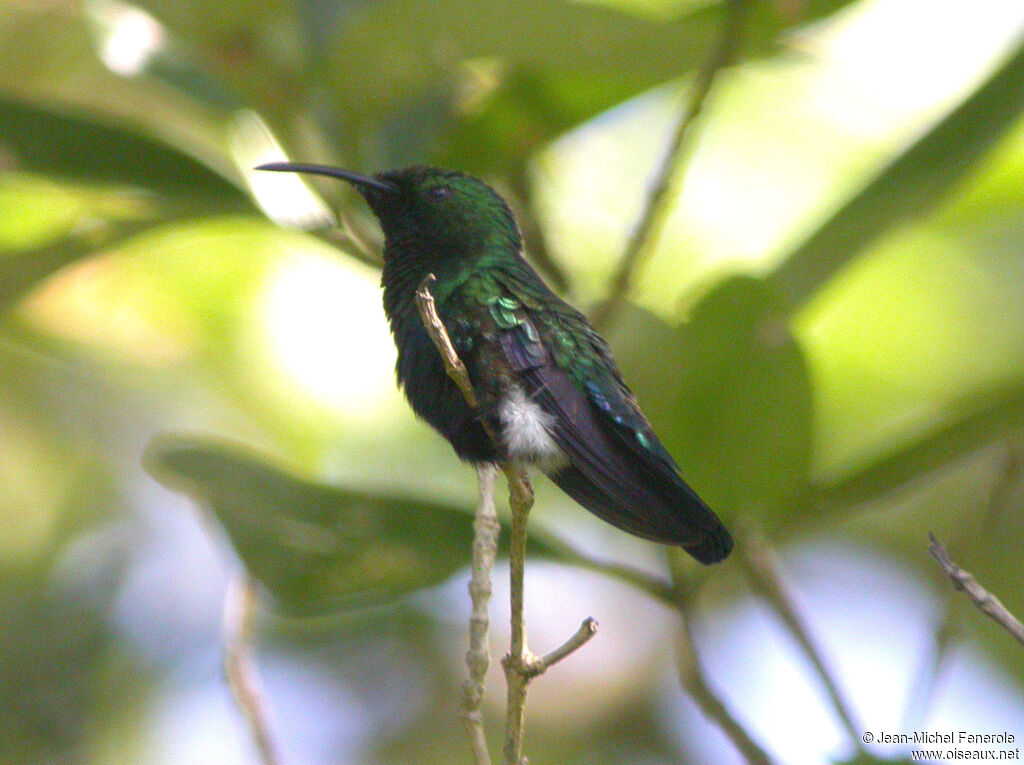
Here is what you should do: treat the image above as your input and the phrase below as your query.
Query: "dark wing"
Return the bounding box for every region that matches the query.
[491,265,733,564]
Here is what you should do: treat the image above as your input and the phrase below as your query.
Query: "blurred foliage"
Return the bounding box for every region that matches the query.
[144,434,587,616]
[146,434,485,616]
[2,0,1024,763]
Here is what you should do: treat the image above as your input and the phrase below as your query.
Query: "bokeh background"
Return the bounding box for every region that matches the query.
[2,0,1023,763]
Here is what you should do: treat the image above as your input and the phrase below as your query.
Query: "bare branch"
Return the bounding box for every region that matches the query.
[463,465,501,765]
[594,0,750,329]
[501,464,535,765]
[676,616,776,765]
[507,171,570,293]
[223,574,279,765]
[739,528,866,753]
[498,465,598,763]
[928,532,1024,647]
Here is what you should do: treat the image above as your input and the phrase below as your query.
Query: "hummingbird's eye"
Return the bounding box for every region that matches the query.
[427,186,452,201]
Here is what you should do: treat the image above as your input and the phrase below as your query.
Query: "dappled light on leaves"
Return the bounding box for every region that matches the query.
[259,254,397,419]
[231,110,336,230]
[1,0,1023,761]
[87,0,167,77]
[794,224,1024,479]
[18,252,198,366]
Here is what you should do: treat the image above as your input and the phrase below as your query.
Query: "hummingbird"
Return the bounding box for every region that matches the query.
[257,163,732,564]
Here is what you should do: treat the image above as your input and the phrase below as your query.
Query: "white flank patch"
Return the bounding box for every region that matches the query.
[498,387,565,468]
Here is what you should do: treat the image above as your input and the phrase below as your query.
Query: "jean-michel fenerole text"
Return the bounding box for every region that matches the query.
[874,731,1016,745]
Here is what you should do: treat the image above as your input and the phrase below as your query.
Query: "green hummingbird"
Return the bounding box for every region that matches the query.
[257,162,732,564]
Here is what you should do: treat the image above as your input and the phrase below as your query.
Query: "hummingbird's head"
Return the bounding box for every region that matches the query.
[257,163,521,266]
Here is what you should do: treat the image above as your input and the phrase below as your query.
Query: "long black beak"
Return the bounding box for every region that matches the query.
[255,162,398,193]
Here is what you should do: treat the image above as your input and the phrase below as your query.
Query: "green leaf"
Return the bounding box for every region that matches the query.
[770,33,1024,309]
[144,434,484,616]
[0,5,238,178]
[142,434,665,616]
[609,276,814,524]
[0,169,169,310]
[0,99,250,208]
[322,0,857,169]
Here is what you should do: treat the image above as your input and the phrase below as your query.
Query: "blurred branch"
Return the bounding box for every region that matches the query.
[307,225,383,269]
[330,179,388,266]
[901,607,957,732]
[667,550,777,765]
[928,533,1024,647]
[223,574,279,765]
[593,0,749,329]
[982,441,1024,526]
[464,465,500,765]
[507,171,570,293]
[738,527,866,754]
[531,531,676,604]
[789,381,1024,527]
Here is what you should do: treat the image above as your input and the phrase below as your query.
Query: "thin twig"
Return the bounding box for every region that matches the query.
[223,574,279,765]
[901,606,957,732]
[501,465,535,765]
[903,448,1022,728]
[498,472,598,760]
[463,464,501,765]
[738,528,866,754]
[667,550,776,765]
[525,529,676,605]
[416,276,597,763]
[594,0,749,329]
[525,618,599,679]
[415,275,483,413]
[928,532,1024,647]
